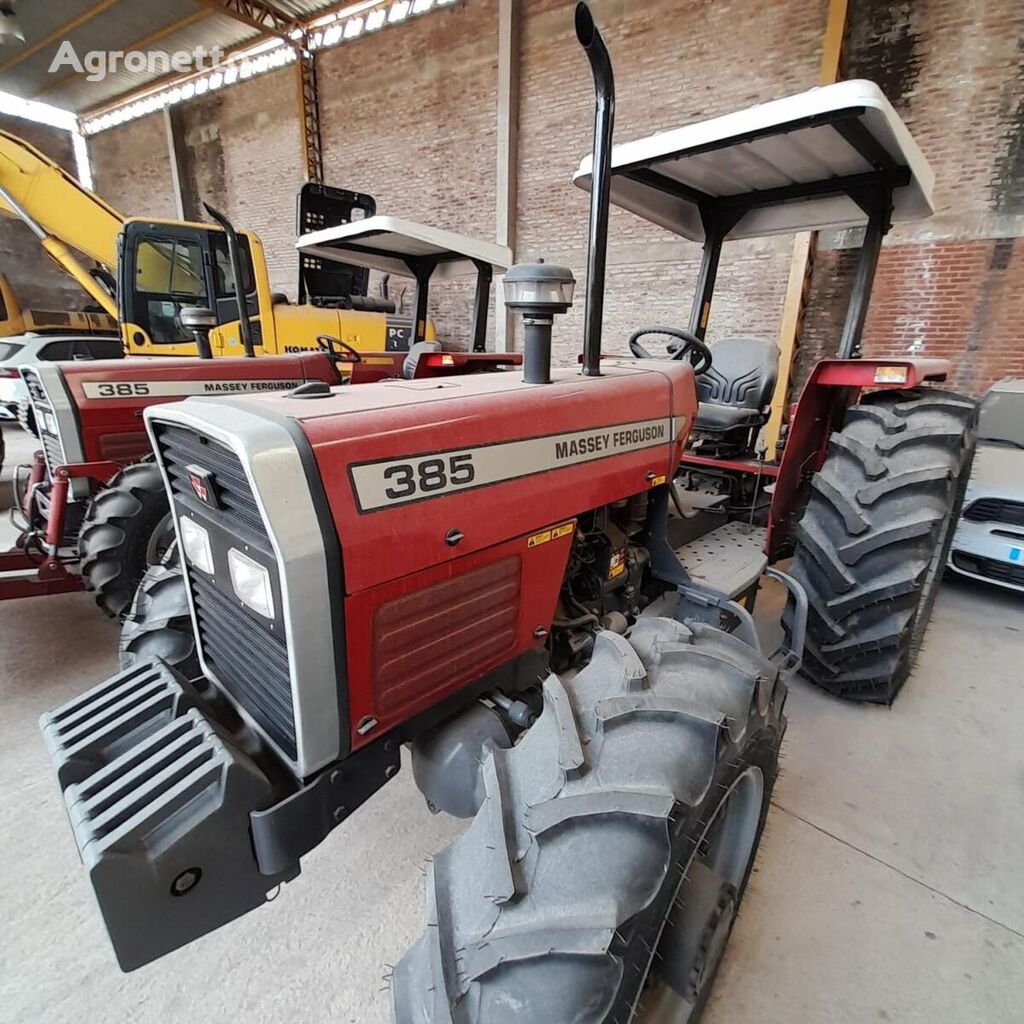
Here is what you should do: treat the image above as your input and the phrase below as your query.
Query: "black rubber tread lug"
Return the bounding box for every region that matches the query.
[838,515,938,564]
[855,465,951,506]
[811,473,869,533]
[827,431,887,479]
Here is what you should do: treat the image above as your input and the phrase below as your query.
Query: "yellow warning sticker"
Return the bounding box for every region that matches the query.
[649,474,667,487]
[528,521,575,548]
[608,561,626,580]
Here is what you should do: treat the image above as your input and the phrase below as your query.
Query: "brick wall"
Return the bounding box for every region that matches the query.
[88,111,176,222]
[16,0,1024,390]
[0,114,89,312]
[797,0,1024,394]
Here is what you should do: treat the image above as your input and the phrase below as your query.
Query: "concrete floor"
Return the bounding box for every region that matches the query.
[1,423,1023,1024]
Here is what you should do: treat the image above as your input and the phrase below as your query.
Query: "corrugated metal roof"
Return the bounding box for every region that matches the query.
[0,0,350,114]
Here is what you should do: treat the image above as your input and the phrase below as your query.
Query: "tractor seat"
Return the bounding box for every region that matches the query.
[692,337,780,436]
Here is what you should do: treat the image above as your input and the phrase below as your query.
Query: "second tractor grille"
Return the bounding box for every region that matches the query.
[963,498,1024,528]
[22,371,66,471]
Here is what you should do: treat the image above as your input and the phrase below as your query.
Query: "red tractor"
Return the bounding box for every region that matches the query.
[571,52,976,704]
[5,230,515,637]
[39,5,970,1020]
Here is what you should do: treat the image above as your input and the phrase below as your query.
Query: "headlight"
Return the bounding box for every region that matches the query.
[179,516,214,574]
[228,547,274,620]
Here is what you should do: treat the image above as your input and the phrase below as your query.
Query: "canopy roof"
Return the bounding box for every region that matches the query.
[296,215,511,280]
[573,79,934,242]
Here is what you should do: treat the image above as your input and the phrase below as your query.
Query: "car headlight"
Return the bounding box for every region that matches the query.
[179,516,214,574]
[228,547,274,620]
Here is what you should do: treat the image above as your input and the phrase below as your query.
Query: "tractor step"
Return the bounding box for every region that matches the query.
[674,520,767,600]
[39,660,293,971]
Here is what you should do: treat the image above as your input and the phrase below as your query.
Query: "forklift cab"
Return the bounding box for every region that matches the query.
[296,216,518,379]
[574,78,935,463]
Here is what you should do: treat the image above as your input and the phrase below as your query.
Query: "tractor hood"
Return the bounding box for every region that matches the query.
[145,360,697,594]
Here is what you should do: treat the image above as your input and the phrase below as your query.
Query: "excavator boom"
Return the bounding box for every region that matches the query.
[0,129,122,317]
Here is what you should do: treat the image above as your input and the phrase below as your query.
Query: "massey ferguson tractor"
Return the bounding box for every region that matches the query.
[571,55,976,703]
[6,228,513,622]
[40,4,971,1021]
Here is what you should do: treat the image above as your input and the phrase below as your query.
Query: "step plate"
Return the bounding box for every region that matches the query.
[674,520,768,599]
[40,660,293,971]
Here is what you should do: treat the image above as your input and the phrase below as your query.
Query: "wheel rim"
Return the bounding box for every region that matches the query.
[146,513,175,567]
[635,765,765,1023]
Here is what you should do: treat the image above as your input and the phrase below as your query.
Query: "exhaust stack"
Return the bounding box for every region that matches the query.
[204,203,256,358]
[575,2,615,377]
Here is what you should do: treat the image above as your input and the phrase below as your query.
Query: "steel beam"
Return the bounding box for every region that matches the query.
[193,0,300,43]
[494,0,521,353]
[764,0,848,460]
[296,43,324,184]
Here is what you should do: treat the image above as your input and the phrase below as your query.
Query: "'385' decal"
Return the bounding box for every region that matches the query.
[348,417,679,512]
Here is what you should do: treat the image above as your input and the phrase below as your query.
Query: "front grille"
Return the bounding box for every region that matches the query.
[189,573,296,758]
[952,551,1024,587]
[157,424,265,536]
[963,498,1024,528]
[153,422,296,760]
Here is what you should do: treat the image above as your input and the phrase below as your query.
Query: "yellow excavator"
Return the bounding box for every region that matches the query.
[0,128,429,356]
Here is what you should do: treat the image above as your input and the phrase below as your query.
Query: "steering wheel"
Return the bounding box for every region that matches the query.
[628,327,713,374]
[317,334,362,364]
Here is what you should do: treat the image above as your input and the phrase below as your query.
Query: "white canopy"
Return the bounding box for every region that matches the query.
[296,215,511,280]
[573,80,934,242]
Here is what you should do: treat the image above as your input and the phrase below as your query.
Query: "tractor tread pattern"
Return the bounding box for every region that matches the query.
[392,618,786,1023]
[119,551,199,679]
[79,462,169,619]
[784,387,976,702]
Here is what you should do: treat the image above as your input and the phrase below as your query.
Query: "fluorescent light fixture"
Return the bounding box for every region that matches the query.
[228,548,274,619]
[81,0,459,135]
[179,517,214,575]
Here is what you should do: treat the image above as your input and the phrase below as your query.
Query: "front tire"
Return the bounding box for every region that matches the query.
[393,618,786,1023]
[119,544,199,679]
[784,388,977,703]
[79,462,172,619]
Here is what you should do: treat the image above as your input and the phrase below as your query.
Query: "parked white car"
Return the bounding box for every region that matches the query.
[948,379,1024,593]
[0,333,122,424]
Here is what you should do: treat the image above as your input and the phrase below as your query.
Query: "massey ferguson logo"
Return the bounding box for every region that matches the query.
[186,464,219,508]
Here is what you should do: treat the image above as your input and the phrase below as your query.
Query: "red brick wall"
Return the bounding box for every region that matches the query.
[0,114,91,312]
[796,0,1024,395]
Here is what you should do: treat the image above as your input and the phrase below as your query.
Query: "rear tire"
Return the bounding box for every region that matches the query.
[119,544,199,679]
[393,618,786,1023]
[79,462,172,619]
[784,388,976,703]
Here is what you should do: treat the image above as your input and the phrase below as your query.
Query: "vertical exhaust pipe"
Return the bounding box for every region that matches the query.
[204,203,256,358]
[575,2,614,377]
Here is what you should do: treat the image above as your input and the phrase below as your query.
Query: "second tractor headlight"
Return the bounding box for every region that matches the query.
[228,548,274,620]
[179,516,214,574]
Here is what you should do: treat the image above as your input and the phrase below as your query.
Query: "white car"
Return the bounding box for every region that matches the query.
[0,333,123,424]
[948,379,1024,593]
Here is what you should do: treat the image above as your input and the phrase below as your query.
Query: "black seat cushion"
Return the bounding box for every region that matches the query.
[693,337,780,435]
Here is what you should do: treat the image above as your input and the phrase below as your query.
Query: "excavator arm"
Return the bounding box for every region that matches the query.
[0,129,123,318]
